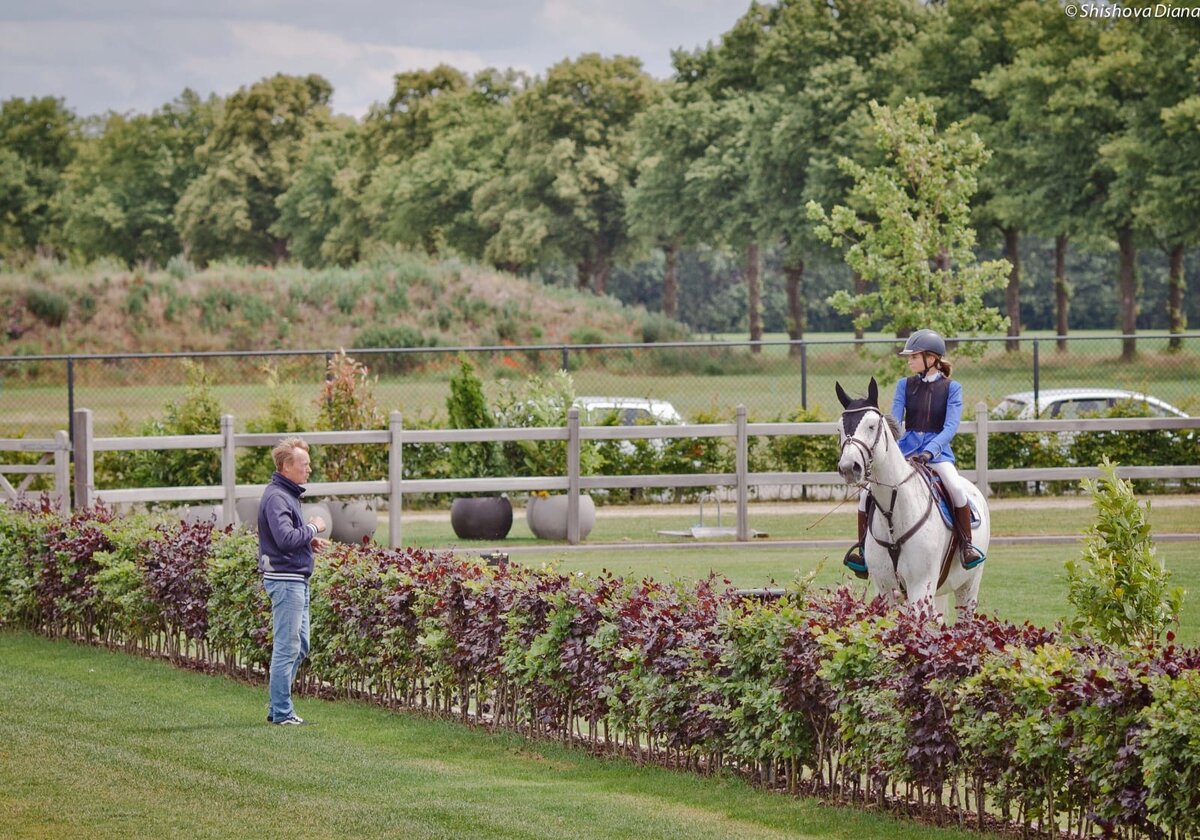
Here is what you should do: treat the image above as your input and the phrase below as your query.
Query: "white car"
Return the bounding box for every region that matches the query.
[575,396,683,456]
[992,388,1189,420]
[575,396,684,427]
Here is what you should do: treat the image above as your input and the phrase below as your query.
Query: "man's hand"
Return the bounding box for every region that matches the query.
[308,515,327,534]
[312,536,330,552]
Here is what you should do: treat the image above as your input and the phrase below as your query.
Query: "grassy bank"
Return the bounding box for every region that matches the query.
[0,631,999,840]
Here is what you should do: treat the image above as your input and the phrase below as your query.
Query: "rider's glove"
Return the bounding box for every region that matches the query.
[917,451,932,464]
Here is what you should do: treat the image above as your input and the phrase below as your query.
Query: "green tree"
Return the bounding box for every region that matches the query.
[751,0,923,347]
[0,96,78,257]
[272,123,366,267]
[58,90,217,265]
[366,68,521,259]
[626,86,716,320]
[973,6,1107,351]
[1065,459,1183,647]
[474,54,661,292]
[175,74,335,264]
[1101,11,1200,351]
[808,99,1008,372]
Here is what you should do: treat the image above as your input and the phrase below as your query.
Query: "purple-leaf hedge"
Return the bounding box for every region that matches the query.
[1,500,1197,838]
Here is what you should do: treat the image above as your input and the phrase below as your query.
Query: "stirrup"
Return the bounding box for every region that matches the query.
[843,544,868,579]
[961,544,985,570]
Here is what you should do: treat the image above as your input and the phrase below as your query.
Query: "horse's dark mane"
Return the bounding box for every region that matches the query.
[884,414,900,439]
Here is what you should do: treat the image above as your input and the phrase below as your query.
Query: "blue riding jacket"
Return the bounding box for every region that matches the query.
[891,372,963,464]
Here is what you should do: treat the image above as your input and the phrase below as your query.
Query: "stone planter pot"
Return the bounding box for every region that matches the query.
[235,496,261,532]
[450,496,513,540]
[525,494,595,541]
[301,502,333,539]
[329,498,379,545]
[181,504,222,526]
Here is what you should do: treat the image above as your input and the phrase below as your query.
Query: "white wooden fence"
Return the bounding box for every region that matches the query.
[2,405,1198,547]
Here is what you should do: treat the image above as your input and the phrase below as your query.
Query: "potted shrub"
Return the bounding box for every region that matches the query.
[313,350,383,544]
[495,371,600,540]
[446,356,512,540]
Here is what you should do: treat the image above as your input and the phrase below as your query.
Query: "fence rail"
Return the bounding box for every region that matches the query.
[0,405,1184,547]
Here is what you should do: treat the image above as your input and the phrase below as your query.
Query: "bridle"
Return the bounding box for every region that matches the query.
[839,406,887,485]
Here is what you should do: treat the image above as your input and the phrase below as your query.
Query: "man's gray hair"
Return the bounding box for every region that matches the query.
[272,437,309,471]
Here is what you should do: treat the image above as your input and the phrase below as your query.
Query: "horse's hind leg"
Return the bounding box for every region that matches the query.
[934,594,949,624]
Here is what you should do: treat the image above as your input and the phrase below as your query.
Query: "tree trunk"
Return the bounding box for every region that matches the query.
[784,259,805,358]
[1167,243,1185,351]
[746,241,762,353]
[576,260,590,292]
[852,271,866,340]
[1118,226,1137,361]
[1004,226,1021,352]
[662,240,679,319]
[592,253,610,296]
[1055,234,1070,352]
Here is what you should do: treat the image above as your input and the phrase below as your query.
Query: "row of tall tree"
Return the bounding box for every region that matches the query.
[3,0,1198,353]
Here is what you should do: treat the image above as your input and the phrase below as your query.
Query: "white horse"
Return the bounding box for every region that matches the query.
[835,378,988,619]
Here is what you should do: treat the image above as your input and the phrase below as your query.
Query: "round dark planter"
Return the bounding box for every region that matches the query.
[450,496,514,540]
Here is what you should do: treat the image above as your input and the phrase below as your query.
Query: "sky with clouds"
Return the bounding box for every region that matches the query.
[1,0,751,118]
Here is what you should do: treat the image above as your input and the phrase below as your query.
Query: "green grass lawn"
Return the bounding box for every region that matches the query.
[0,631,1003,840]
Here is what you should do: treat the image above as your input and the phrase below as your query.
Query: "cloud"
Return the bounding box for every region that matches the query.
[0,1,750,116]
[0,15,496,117]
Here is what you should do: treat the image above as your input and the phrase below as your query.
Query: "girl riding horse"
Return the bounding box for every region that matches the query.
[844,329,985,577]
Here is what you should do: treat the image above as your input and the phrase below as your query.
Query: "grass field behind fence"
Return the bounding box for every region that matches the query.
[3,331,1199,435]
[0,631,1002,840]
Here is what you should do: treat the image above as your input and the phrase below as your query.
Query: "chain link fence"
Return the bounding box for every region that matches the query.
[2,334,1198,437]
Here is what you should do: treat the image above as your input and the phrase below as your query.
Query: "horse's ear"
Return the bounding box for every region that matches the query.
[835,382,851,409]
[867,377,879,407]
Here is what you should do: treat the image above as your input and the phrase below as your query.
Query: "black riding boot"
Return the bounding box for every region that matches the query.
[843,510,869,579]
[953,505,984,569]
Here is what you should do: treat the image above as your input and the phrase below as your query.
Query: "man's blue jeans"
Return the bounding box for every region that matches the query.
[265,579,309,721]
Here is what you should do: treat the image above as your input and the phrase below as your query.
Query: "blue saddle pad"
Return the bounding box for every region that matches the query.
[929,473,981,529]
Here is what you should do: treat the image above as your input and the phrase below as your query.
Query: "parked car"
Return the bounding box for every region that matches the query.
[575,396,684,458]
[990,389,1193,488]
[991,388,1189,421]
[575,396,684,427]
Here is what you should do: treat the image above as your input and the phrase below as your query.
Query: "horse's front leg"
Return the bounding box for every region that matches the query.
[903,575,940,622]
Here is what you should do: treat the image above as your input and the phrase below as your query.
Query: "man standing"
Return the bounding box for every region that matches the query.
[258,437,327,725]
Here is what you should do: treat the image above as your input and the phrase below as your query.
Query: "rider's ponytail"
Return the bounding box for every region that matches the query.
[937,357,953,378]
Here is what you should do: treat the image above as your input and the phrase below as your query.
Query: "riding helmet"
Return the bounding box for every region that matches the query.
[898,329,946,357]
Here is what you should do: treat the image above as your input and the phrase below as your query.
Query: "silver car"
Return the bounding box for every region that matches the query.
[992,388,1189,420]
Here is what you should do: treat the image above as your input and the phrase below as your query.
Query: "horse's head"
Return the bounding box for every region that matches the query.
[835,378,890,485]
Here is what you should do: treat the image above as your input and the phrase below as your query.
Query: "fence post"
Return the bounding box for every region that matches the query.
[736,405,749,541]
[389,411,403,550]
[975,401,989,497]
[72,409,94,510]
[67,356,75,443]
[1032,338,1040,408]
[800,342,808,410]
[560,345,569,371]
[567,407,581,545]
[221,414,236,528]
[53,429,70,515]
